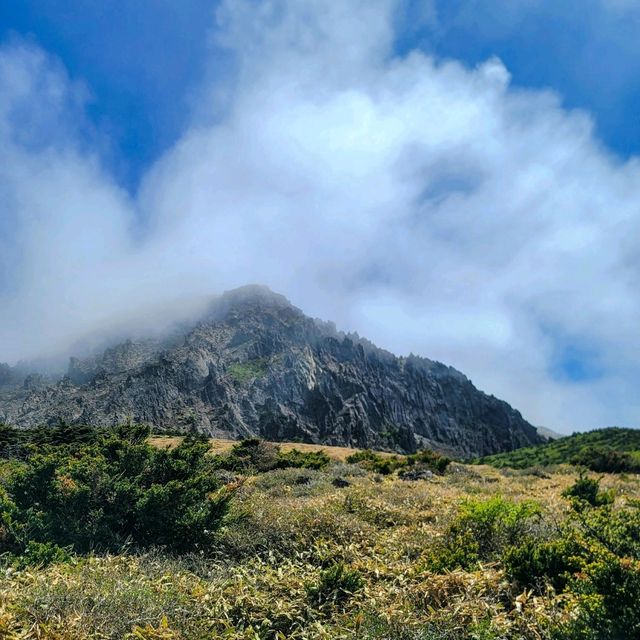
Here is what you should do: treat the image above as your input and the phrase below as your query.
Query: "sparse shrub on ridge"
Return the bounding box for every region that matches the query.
[477,427,640,473]
[570,446,640,474]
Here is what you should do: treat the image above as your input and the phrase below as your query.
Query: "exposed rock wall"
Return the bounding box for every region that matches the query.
[0,286,543,457]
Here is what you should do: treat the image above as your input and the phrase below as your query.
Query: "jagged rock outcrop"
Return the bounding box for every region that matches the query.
[0,285,543,457]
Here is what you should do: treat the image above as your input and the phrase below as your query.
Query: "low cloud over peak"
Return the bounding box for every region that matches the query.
[1,0,639,432]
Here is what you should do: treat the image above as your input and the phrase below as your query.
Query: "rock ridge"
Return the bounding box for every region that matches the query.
[0,285,543,457]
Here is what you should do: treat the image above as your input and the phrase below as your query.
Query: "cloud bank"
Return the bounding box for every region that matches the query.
[1,0,639,431]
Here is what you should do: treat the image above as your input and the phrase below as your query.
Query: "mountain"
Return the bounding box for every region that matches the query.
[535,425,562,441]
[0,285,543,457]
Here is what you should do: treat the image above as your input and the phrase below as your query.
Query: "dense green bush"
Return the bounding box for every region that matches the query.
[504,536,584,591]
[406,449,451,474]
[0,422,113,461]
[424,496,541,572]
[504,476,640,638]
[570,446,640,474]
[563,553,640,640]
[0,426,232,561]
[275,448,330,470]
[0,424,27,459]
[305,562,363,606]
[346,449,405,474]
[346,447,450,475]
[561,473,614,509]
[213,438,330,472]
[214,438,281,472]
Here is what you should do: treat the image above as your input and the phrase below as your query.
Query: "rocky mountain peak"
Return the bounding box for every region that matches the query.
[0,285,544,457]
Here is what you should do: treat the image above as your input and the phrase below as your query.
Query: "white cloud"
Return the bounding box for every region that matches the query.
[1,1,639,432]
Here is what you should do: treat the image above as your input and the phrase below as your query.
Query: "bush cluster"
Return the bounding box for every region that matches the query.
[423,496,541,572]
[346,447,451,475]
[570,446,640,474]
[0,424,232,564]
[305,562,364,607]
[213,438,330,473]
[504,476,640,639]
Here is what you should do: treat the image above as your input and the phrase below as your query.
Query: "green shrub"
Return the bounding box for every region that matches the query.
[346,450,406,475]
[424,497,541,572]
[406,449,451,474]
[477,427,640,473]
[305,562,363,606]
[227,359,267,383]
[570,446,640,474]
[504,485,640,638]
[346,448,450,476]
[562,474,614,509]
[560,555,640,640]
[0,429,232,561]
[214,439,330,473]
[504,536,584,592]
[275,448,330,470]
[0,424,28,459]
[15,540,74,569]
[214,438,281,472]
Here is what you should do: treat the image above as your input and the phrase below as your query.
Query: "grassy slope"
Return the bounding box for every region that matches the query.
[477,426,640,469]
[1,461,626,639]
[1,453,639,638]
[2,433,639,638]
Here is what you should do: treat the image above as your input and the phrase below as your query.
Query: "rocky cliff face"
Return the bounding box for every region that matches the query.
[0,286,543,457]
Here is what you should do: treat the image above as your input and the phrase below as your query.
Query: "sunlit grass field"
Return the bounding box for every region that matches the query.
[148,436,395,461]
[1,436,639,639]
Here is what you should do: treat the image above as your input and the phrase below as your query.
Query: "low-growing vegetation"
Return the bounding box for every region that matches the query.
[227,358,268,383]
[213,437,331,473]
[477,427,640,473]
[0,423,639,639]
[346,447,451,475]
[0,423,232,563]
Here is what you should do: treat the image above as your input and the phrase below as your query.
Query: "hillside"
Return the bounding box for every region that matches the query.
[1,426,639,639]
[0,285,542,458]
[477,427,640,472]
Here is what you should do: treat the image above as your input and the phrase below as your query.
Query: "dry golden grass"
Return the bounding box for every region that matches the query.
[148,436,399,461]
[1,460,638,639]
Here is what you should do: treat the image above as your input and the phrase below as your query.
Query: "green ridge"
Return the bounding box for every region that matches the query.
[476,427,640,472]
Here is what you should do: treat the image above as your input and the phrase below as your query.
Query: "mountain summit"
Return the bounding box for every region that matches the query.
[0,286,543,456]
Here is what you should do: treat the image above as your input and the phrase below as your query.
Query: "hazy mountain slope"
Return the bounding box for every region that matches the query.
[0,285,543,457]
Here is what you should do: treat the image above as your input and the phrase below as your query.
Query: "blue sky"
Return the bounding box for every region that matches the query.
[1,1,215,188]
[1,0,639,431]
[3,0,640,189]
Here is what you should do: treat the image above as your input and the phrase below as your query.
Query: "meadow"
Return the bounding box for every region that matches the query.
[0,426,639,639]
